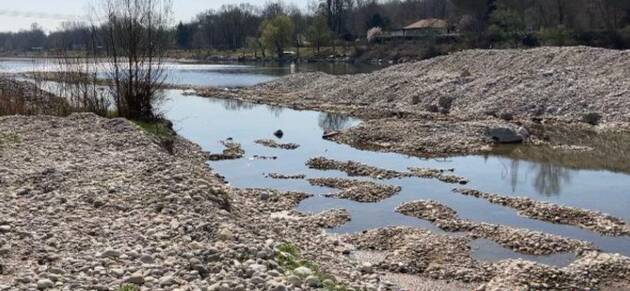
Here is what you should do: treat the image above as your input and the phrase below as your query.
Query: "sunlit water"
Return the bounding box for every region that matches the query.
[2,58,629,267]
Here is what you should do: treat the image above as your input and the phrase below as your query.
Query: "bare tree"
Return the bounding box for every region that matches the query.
[98,0,172,120]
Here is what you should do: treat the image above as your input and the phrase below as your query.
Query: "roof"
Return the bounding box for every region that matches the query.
[403,18,448,30]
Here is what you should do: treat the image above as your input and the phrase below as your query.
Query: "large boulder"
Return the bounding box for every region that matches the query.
[487,127,524,144]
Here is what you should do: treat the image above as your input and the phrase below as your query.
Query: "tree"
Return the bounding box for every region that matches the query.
[260,15,295,59]
[175,22,192,49]
[488,7,527,47]
[307,14,331,54]
[100,0,172,120]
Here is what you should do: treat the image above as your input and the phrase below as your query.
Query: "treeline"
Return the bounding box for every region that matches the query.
[1,0,630,55]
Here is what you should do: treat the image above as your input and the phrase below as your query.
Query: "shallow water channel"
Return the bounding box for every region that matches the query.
[162,90,630,268]
[2,58,629,268]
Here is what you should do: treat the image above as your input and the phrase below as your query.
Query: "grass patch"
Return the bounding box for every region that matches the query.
[117,284,140,291]
[275,242,350,291]
[0,132,20,146]
[131,119,176,154]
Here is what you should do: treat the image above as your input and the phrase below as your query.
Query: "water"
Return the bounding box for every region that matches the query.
[2,58,629,267]
[162,91,630,267]
[0,58,381,88]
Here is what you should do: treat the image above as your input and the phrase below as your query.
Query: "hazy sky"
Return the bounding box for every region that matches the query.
[0,0,310,32]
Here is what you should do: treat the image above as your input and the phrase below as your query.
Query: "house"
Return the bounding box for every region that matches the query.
[388,18,449,38]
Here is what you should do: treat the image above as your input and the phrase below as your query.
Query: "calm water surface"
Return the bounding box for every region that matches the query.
[2,58,629,267]
[162,91,630,267]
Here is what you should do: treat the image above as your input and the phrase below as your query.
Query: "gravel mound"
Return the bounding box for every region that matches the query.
[396,200,593,256]
[0,114,384,290]
[308,177,402,203]
[262,47,630,123]
[455,188,630,236]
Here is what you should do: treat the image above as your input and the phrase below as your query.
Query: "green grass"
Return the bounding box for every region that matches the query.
[132,120,173,140]
[117,284,140,291]
[275,242,351,291]
[0,132,20,146]
[131,119,176,154]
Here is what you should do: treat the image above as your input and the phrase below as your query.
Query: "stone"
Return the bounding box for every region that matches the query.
[36,279,54,290]
[293,266,313,277]
[126,272,145,285]
[101,249,121,258]
[274,130,284,139]
[139,254,155,264]
[286,275,302,286]
[0,225,10,233]
[305,275,322,288]
[487,127,523,144]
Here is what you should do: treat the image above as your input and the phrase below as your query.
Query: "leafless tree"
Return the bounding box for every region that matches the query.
[98,0,172,120]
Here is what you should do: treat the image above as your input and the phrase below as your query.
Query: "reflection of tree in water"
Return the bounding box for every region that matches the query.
[318,113,351,131]
[218,99,255,111]
[532,163,572,196]
[267,105,284,118]
[501,158,572,196]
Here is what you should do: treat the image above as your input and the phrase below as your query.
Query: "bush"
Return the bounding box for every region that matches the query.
[538,27,576,46]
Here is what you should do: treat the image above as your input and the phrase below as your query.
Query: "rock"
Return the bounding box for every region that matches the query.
[0,225,11,233]
[100,248,121,258]
[359,262,373,274]
[270,283,287,291]
[126,272,145,285]
[293,266,313,277]
[305,275,322,287]
[139,254,155,264]
[487,127,523,144]
[36,279,54,290]
[286,275,302,286]
[274,130,284,139]
[217,228,233,241]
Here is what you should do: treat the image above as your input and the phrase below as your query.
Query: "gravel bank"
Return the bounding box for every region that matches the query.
[0,114,383,290]
[260,46,630,123]
[192,47,630,158]
[396,200,593,255]
[308,178,401,203]
[455,188,630,236]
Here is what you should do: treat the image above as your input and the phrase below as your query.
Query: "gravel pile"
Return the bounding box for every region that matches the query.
[408,167,468,184]
[396,200,593,256]
[455,188,630,236]
[0,114,384,291]
[308,178,402,203]
[208,139,245,160]
[306,157,409,179]
[262,47,630,123]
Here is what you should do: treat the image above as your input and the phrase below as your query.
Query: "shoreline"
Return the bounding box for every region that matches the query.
[1,113,629,290]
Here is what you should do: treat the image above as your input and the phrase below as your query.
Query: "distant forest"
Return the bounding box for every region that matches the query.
[1,0,630,54]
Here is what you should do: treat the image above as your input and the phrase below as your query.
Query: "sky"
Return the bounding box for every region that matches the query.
[0,0,310,33]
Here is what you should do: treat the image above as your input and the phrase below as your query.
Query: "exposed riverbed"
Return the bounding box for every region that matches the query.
[161,90,630,266]
[2,56,630,289]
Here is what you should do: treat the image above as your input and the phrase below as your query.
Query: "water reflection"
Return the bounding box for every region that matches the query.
[532,163,572,196]
[318,113,354,131]
[499,157,573,196]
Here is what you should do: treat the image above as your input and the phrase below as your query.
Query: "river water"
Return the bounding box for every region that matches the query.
[2,58,630,267]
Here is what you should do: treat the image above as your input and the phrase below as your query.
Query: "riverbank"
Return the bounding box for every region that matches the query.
[2,113,630,290]
[191,46,630,159]
[0,113,382,290]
